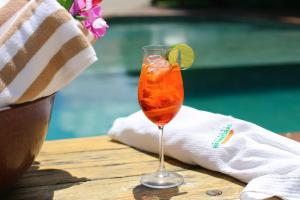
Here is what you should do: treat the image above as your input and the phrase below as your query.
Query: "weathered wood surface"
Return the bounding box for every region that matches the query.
[2,134,299,200]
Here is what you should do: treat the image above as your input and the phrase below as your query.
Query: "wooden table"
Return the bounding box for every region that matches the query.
[3,134,300,200]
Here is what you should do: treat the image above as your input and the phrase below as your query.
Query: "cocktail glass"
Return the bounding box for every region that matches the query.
[138,45,184,189]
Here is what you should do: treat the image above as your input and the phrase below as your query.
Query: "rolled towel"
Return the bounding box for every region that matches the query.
[0,0,97,108]
[109,106,300,200]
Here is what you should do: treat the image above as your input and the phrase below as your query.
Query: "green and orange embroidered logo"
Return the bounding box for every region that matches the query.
[212,124,234,149]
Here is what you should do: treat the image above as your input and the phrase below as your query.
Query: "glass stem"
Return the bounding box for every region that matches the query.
[158,125,166,172]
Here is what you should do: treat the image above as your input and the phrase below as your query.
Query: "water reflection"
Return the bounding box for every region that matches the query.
[48,17,300,140]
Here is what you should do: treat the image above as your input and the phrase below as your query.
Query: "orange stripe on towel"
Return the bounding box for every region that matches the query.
[222,130,234,144]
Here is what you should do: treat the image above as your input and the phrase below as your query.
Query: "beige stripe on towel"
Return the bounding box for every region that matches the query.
[0,0,44,45]
[0,0,29,27]
[0,0,97,107]
[0,9,72,92]
[37,46,97,100]
[17,35,90,103]
[78,22,97,44]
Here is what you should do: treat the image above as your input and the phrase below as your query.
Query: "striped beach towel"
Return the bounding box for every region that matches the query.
[0,0,97,108]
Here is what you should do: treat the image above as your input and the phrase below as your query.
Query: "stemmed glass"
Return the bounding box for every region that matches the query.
[138,45,184,188]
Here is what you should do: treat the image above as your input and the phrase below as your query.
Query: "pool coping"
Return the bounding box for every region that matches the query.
[103,6,300,27]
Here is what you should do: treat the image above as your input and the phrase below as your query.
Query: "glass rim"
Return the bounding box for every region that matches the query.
[142,45,168,51]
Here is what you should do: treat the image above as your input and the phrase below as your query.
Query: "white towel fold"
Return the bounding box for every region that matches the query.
[0,0,97,108]
[109,106,300,200]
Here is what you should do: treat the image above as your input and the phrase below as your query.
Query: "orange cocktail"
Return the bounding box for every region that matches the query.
[138,45,185,189]
[138,61,184,126]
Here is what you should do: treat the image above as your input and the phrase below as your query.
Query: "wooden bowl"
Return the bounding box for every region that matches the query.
[0,94,55,190]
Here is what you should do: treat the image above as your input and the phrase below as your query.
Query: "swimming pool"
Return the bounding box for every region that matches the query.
[47,17,300,140]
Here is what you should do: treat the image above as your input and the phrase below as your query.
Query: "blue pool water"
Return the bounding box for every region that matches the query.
[47,17,300,140]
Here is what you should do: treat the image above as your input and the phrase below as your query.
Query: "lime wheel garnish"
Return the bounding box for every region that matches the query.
[168,43,195,69]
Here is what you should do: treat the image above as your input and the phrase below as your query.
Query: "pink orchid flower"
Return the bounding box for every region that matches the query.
[81,5,108,39]
[69,0,85,16]
[69,0,108,39]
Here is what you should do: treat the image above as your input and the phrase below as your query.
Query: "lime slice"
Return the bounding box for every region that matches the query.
[168,43,195,69]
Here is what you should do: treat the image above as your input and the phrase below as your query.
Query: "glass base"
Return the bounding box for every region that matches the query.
[140,170,184,189]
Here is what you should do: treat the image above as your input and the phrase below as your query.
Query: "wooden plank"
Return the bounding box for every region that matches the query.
[3,136,245,199]
[40,136,128,154]
[7,170,244,200]
[3,133,299,199]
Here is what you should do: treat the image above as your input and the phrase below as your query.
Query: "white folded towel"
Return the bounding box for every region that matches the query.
[109,106,300,200]
[0,0,97,108]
